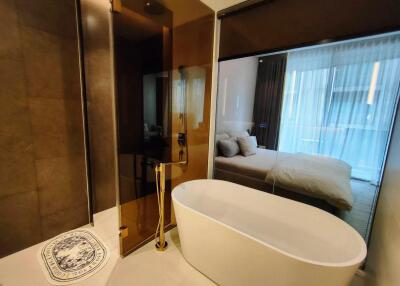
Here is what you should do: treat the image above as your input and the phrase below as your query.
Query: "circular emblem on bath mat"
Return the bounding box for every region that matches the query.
[39,229,110,285]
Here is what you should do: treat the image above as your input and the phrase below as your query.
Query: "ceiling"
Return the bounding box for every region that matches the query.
[199,0,246,11]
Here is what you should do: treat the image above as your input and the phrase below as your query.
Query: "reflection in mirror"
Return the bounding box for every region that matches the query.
[213,32,400,243]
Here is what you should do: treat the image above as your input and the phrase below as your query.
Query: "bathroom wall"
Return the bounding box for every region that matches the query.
[218,0,400,60]
[80,0,117,212]
[216,56,258,134]
[362,102,400,285]
[0,0,89,258]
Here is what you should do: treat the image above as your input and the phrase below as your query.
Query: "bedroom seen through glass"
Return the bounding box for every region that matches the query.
[213,32,400,245]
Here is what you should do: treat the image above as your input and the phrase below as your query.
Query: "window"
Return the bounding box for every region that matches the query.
[278,35,400,182]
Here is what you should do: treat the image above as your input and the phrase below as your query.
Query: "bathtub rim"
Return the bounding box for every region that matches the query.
[172,179,367,268]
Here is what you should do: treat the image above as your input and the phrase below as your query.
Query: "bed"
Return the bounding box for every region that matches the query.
[214,148,353,213]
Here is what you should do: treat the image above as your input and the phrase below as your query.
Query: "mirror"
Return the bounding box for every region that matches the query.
[212,32,400,243]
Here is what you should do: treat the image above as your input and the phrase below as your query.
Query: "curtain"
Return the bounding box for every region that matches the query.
[253,54,287,149]
[278,34,400,183]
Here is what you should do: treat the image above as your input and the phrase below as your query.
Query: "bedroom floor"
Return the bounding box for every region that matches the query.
[339,179,379,241]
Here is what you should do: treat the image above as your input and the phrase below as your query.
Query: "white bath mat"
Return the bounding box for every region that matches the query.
[38,229,110,285]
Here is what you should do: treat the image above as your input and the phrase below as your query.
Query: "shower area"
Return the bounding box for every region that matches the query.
[0,0,90,258]
[0,0,214,260]
[0,0,118,259]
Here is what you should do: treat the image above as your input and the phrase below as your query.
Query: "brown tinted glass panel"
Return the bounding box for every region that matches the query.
[112,0,214,255]
[219,0,400,60]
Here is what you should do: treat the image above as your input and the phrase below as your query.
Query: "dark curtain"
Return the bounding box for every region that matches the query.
[253,54,287,150]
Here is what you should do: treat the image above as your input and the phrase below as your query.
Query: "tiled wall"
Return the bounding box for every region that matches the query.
[0,0,88,258]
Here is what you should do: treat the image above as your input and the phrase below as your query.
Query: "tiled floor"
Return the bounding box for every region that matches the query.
[107,229,215,286]
[0,207,119,286]
[0,206,365,286]
[0,207,215,286]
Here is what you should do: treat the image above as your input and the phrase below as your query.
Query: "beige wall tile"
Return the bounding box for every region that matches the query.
[0,0,91,258]
[20,26,81,100]
[0,0,22,60]
[41,203,88,240]
[0,58,36,197]
[15,0,77,38]
[29,97,85,159]
[0,149,36,198]
[0,57,25,98]
[36,156,87,217]
[0,191,42,257]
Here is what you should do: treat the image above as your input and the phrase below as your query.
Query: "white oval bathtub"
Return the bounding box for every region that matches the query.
[172,179,367,286]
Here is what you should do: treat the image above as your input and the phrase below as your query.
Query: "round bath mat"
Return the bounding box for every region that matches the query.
[38,229,110,285]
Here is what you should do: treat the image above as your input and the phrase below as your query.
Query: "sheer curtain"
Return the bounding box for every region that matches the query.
[278,34,400,183]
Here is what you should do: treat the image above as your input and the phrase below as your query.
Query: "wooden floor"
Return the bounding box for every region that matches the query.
[338,179,378,241]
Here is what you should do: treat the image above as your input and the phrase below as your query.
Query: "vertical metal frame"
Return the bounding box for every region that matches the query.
[109,0,124,255]
[74,0,94,225]
[207,15,221,179]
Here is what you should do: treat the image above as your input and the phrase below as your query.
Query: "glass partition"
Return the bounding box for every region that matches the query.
[111,0,214,255]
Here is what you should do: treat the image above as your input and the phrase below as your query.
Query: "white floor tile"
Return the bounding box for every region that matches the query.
[0,207,215,286]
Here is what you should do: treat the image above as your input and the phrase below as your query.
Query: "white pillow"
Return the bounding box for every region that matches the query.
[215,133,230,156]
[216,133,230,142]
[237,136,257,156]
[218,138,240,157]
[228,131,249,140]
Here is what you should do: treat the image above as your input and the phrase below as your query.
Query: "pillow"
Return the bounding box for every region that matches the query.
[218,138,240,157]
[216,133,230,142]
[228,131,249,140]
[237,136,257,156]
[215,133,230,156]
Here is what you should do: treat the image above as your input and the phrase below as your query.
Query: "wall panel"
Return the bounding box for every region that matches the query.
[219,0,400,60]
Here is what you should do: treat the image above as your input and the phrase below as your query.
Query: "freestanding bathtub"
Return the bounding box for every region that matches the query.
[172,179,367,286]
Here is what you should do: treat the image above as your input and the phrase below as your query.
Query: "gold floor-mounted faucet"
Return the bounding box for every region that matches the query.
[154,161,187,251]
[155,65,188,251]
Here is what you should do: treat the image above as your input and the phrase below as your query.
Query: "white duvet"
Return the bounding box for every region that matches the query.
[265,153,353,210]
